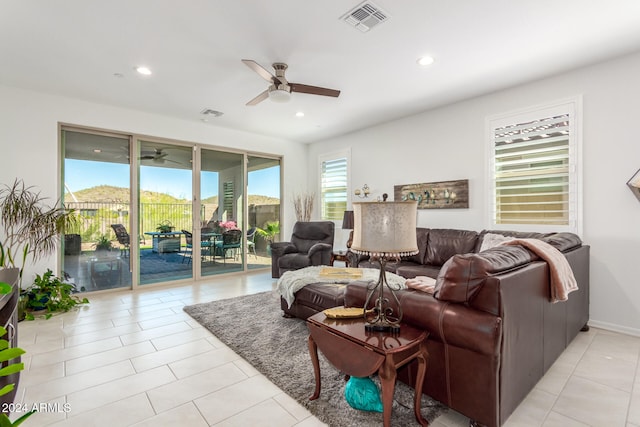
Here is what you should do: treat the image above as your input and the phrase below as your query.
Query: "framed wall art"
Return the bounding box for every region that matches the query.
[394,179,469,209]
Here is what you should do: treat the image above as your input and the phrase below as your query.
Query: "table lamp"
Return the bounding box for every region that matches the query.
[341,210,354,248]
[351,201,418,331]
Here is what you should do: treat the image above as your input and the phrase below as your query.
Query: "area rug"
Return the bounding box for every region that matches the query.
[183,291,446,426]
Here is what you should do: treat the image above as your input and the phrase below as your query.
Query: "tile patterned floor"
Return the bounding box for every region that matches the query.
[13,271,640,426]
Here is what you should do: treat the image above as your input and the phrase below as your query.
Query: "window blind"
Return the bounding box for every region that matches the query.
[321,157,347,220]
[492,113,575,226]
[223,181,234,218]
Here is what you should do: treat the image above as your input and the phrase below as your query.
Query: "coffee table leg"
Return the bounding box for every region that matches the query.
[379,355,397,427]
[413,342,429,426]
[308,335,321,400]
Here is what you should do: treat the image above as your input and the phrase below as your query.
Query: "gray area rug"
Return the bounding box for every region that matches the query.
[183,291,446,426]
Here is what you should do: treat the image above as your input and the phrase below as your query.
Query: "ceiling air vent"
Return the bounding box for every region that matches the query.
[341,1,389,32]
[200,108,224,118]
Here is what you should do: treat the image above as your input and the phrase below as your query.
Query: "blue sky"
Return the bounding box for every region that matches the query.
[65,160,280,200]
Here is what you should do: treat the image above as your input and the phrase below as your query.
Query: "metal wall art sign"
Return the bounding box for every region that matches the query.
[394,179,469,209]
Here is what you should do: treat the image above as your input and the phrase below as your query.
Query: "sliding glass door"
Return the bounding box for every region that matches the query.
[137,140,193,285]
[200,149,244,276]
[61,127,281,290]
[247,155,281,270]
[62,129,133,291]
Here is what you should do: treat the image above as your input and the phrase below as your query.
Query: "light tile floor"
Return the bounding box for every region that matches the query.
[13,271,640,426]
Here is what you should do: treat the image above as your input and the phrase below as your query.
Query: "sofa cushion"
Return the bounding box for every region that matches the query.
[479,233,516,252]
[406,228,429,264]
[434,245,537,303]
[395,263,441,279]
[474,229,553,253]
[425,229,478,266]
[541,232,582,252]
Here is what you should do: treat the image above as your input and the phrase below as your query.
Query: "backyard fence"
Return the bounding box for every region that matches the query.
[64,201,279,250]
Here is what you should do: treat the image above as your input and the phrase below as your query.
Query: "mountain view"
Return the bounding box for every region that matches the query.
[66,185,280,205]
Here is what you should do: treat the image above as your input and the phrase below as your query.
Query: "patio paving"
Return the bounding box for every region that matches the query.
[63,249,271,292]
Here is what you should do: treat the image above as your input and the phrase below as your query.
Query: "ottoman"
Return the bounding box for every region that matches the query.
[280,282,347,320]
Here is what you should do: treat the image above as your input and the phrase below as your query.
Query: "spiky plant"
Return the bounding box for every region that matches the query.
[0,179,77,286]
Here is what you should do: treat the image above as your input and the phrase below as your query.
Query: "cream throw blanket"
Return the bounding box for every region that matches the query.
[277,266,406,308]
[501,238,578,303]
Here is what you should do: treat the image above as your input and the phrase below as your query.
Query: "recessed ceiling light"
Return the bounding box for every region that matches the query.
[417,56,435,67]
[295,112,305,118]
[93,149,102,153]
[135,66,152,75]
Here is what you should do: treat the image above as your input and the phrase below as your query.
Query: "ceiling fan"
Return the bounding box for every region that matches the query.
[242,59,341,106]
[139,148,180,164]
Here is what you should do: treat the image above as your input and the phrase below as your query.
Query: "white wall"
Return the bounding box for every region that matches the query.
[0,85,307,282]
[308,51,640,336]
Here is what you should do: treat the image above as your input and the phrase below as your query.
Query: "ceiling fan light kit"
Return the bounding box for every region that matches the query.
[242,59,340,106]
[268,85,291,103]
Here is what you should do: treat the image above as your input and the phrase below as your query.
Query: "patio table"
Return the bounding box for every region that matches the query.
[145,231,183,253]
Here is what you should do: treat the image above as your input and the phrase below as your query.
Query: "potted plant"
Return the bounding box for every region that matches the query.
[256,221,280,255]
[23,269,89,320]
[93,234,112,252]
[156,220,174,233]
[0,179,77,287]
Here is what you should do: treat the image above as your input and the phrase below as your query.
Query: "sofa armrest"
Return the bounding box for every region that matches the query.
[308,242,333,265]
[270,242,296,278]
[308,242,332,256]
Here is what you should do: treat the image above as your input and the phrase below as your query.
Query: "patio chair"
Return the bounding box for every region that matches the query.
[110,224,130,257]
[246,227,257,258]
[215,229,243,264]
[181,230,193,264]
[182,229,215,264]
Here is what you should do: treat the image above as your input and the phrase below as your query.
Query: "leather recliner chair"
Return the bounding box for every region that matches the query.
[270,221,335,278]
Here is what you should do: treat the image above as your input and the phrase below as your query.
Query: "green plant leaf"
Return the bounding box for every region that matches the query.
[0,383,14,398]
[0,282,11,295]
[0,414,12,427]
[10,410,36,427]
[0,339,8,351]
[0,347,25,364]
[24,313,34,321]
[0,362,24,377]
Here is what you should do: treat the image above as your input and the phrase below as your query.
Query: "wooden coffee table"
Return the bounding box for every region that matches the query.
[307,311,429,426]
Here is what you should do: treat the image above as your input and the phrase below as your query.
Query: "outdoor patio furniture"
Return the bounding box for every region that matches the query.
[144,231,182,253]
[110,224,130,257]
[182,229,217,264]
[215,229,243,264]
[247,227,257,258]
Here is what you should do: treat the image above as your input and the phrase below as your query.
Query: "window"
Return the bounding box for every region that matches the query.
[319,151,349,221]
[488,98,581,234]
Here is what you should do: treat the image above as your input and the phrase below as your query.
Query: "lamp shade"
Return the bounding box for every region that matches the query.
[351,201,419,258]
[341,210,354,230]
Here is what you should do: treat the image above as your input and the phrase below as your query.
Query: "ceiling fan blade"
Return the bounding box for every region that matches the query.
[290,83,340,98]
[242,59,281,85]
[246,90,269,106]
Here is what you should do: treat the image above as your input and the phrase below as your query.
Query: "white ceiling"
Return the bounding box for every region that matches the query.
[3,0,640,144]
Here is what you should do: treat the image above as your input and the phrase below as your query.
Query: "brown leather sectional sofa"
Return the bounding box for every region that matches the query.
[344,228,590,427]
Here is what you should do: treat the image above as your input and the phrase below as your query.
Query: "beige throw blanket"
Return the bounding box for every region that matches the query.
[405,276,437,294]
[501,238,578,303]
